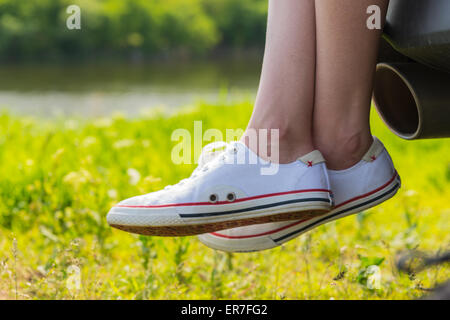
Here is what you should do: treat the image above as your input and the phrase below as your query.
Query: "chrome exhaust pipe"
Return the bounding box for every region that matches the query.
[373,62,450,140]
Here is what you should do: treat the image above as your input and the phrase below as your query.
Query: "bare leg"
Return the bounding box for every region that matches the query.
[313,0,389,169]
[244,0,316,163]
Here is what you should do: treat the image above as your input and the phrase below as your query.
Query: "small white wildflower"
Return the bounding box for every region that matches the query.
[404,189,418,197]
[66,265,81,294]
[25,159,34,167]
[127,168,141,185]
[107,189,118,199]
[366,265,381,290]
[63,172,82,185]
[82,136,97,148]
[63,170,90,188]
[36,265,47,276]
[113,139,135,149]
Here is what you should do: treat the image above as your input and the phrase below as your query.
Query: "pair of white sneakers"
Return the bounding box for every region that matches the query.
[107,136,401,252]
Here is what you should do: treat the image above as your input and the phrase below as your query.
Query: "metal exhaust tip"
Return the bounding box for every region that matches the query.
[373,63,421,140]
[373,62,450,140]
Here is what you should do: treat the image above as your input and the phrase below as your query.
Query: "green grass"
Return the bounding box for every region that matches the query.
[0,102,448,299]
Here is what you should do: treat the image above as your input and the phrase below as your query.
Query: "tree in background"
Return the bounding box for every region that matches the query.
[0,0,267,61]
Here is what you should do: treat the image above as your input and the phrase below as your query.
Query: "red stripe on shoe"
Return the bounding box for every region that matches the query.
[210,171,398,239]
[116,188,332,208]
[333,171,398,209]
[210,218,311,239]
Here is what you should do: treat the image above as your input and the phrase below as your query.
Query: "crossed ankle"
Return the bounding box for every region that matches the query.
[315,133,373,170]
[241,128,314,164]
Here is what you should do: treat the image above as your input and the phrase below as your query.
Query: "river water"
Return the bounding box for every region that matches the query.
[0,58,261,118]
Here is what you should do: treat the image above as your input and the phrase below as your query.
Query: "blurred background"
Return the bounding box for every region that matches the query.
[0,0,448,300]
[0,0,268,117]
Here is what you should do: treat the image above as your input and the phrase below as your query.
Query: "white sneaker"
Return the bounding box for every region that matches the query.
[107,141,333,236]
[198,137,401,252]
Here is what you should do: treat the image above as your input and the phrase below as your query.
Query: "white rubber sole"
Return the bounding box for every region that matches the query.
[198,173,401,252]
[107,190,332,236]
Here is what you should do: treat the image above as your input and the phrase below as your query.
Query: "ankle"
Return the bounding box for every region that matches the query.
[242,126,314,164]
[315,132,373,170]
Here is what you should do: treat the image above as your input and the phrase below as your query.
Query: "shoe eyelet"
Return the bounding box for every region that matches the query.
[209,194,218,203]
[226,192,236,202]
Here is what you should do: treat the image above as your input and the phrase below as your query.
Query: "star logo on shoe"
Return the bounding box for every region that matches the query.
[307,161,313,167]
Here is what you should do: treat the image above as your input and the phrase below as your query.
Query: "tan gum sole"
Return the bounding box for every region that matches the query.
[110,208,329,237]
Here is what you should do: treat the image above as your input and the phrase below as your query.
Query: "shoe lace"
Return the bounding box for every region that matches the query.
[164,141,236,190]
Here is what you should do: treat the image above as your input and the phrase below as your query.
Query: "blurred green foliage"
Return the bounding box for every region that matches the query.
[0,0,268,61]
[0,102,448,299]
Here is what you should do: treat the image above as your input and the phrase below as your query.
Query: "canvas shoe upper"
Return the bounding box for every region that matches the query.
[107,141,333,236]
[198,137,401,252]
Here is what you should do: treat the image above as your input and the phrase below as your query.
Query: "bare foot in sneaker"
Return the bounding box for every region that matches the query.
[108,0,393,237]
[107,142,332,236]
[199,137,401,252]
